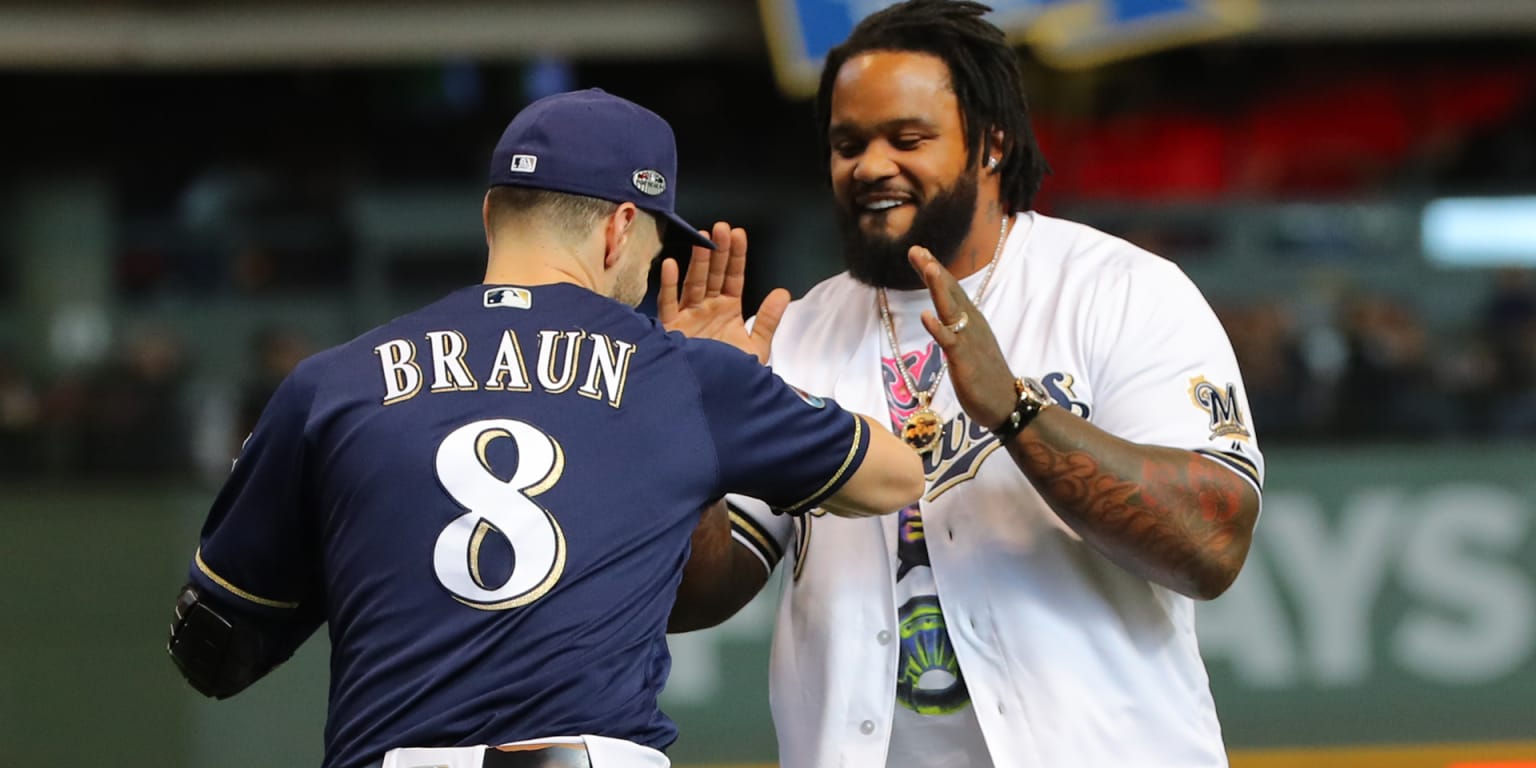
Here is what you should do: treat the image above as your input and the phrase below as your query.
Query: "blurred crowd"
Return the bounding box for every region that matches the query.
[0,325,315,483]
[1220,268,1536,442]
[1,45,1533,482]
[2,268,1534,483]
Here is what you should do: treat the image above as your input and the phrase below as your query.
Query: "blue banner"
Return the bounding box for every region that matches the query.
[760,0,1259,96]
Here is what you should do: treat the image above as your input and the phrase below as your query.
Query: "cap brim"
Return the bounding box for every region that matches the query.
[660,210,716,250]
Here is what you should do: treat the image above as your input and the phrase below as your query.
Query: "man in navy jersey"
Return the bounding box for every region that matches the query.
[166,88,924,768]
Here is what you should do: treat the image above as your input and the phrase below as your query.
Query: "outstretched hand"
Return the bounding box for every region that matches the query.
[909,245,1018,430]
[658,221,790,365]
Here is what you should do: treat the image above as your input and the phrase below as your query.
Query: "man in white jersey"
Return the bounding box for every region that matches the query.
[665,2,1264,766]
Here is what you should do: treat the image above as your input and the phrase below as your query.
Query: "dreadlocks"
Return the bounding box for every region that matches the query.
[815,0,1050,211]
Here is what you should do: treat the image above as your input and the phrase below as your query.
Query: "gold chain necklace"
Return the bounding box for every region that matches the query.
[877,215,1010,455]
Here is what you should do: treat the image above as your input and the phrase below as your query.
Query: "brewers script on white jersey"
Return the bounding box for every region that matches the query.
[730,212,1264,768]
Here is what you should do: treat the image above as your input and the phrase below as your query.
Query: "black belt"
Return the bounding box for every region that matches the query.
[482,744,592,768]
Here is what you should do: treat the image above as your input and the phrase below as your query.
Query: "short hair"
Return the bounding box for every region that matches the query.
[814,0,1050,211]
[485,185,621,242]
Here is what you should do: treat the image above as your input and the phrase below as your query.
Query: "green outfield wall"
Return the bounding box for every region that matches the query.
[1,445,1532,766]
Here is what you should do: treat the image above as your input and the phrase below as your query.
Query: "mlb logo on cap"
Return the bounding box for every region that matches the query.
[488,88,713,248]
[509,155,537,173]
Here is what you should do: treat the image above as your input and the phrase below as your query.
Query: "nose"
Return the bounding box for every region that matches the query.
[851,142,898,184]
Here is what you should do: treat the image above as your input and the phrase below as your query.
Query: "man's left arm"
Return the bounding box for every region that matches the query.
[908,247,1260,600]
[998,407,1257,599]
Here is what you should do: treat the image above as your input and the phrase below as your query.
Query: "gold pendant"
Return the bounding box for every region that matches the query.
[901,407,943,455]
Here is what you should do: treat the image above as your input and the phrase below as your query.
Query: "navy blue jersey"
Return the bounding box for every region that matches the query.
[187,283,870,768]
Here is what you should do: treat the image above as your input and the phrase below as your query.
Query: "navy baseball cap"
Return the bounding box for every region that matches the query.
[489,88,714,249]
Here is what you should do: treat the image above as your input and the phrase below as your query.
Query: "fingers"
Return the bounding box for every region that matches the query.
[750,287,792,364]
[722,227,748,299]
[908,245,970,327]
[657,258,681,324]
[681,221,740,306]
[910,246,983,350]
[919,309,956,348]
[681,232,712,307]
[705,221,732,298]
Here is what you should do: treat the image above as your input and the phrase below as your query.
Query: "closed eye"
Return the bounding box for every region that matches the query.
[833,139,866,159]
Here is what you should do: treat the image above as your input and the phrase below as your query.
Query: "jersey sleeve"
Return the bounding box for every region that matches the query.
[684,339,871,515]
[724,494,794,576]
[1086,260,1264,495]
[188,368,324,620]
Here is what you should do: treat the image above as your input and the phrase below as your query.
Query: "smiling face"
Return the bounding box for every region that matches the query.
[828,50,989,289]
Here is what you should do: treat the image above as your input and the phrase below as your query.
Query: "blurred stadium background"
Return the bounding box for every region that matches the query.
[1,0,1534,766]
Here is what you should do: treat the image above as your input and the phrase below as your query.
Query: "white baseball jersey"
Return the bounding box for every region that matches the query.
[730,212,1264,768]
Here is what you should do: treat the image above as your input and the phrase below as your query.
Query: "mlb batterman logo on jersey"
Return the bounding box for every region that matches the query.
[631,169,666,196]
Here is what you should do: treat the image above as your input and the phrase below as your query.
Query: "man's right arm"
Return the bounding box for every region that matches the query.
[658,221,922,515]
[817,414,923,518]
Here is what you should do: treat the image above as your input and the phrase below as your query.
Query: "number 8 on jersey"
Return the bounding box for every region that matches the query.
[432,419,567,610]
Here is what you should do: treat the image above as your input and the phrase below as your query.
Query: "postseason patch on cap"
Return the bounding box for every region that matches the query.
[632,169,666,196]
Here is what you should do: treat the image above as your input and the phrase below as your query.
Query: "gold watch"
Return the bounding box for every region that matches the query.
[991,376,1052,440]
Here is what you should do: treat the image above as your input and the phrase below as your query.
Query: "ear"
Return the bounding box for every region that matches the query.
[482,192,495,248]
[603,203,641,269]
[985,127,1007,173]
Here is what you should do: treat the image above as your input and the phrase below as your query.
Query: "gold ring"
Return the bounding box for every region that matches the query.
[944,311,969,334]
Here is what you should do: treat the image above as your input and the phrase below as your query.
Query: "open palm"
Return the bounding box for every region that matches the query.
[657,221,789,365]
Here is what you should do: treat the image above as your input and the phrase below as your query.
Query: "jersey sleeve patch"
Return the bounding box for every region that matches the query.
[1187,376,1253,442]
[789,385,826,409]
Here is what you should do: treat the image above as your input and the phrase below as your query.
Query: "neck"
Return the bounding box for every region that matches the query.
[483,238,601,291]
[947,200,1010,280]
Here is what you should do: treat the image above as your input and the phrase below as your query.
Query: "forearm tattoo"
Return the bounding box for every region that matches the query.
[1018,438,1248,591]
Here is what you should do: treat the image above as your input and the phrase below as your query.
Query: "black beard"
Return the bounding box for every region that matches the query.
[837,174,978,290]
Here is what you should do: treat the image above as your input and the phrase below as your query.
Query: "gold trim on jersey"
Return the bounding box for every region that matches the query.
[459,513,567,611]
[524,439,565,497]
[1194,448,1262,492]
[194,548,300,609]
[791,515,812,583]
[776,413,864,515]
[576,333,637,409]
[484,329,533,392]
[728,505,783,567]
[426,330,480,393]
[924,441,1005,503]
[468,519,500,590]
[536,329,587,394]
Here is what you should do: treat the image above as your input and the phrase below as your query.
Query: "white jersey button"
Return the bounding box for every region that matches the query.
[860,720,876,735]
[876,630,892,645]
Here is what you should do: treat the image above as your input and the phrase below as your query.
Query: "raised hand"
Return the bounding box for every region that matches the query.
[658,221,790,365]
[908,245,1018,430]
